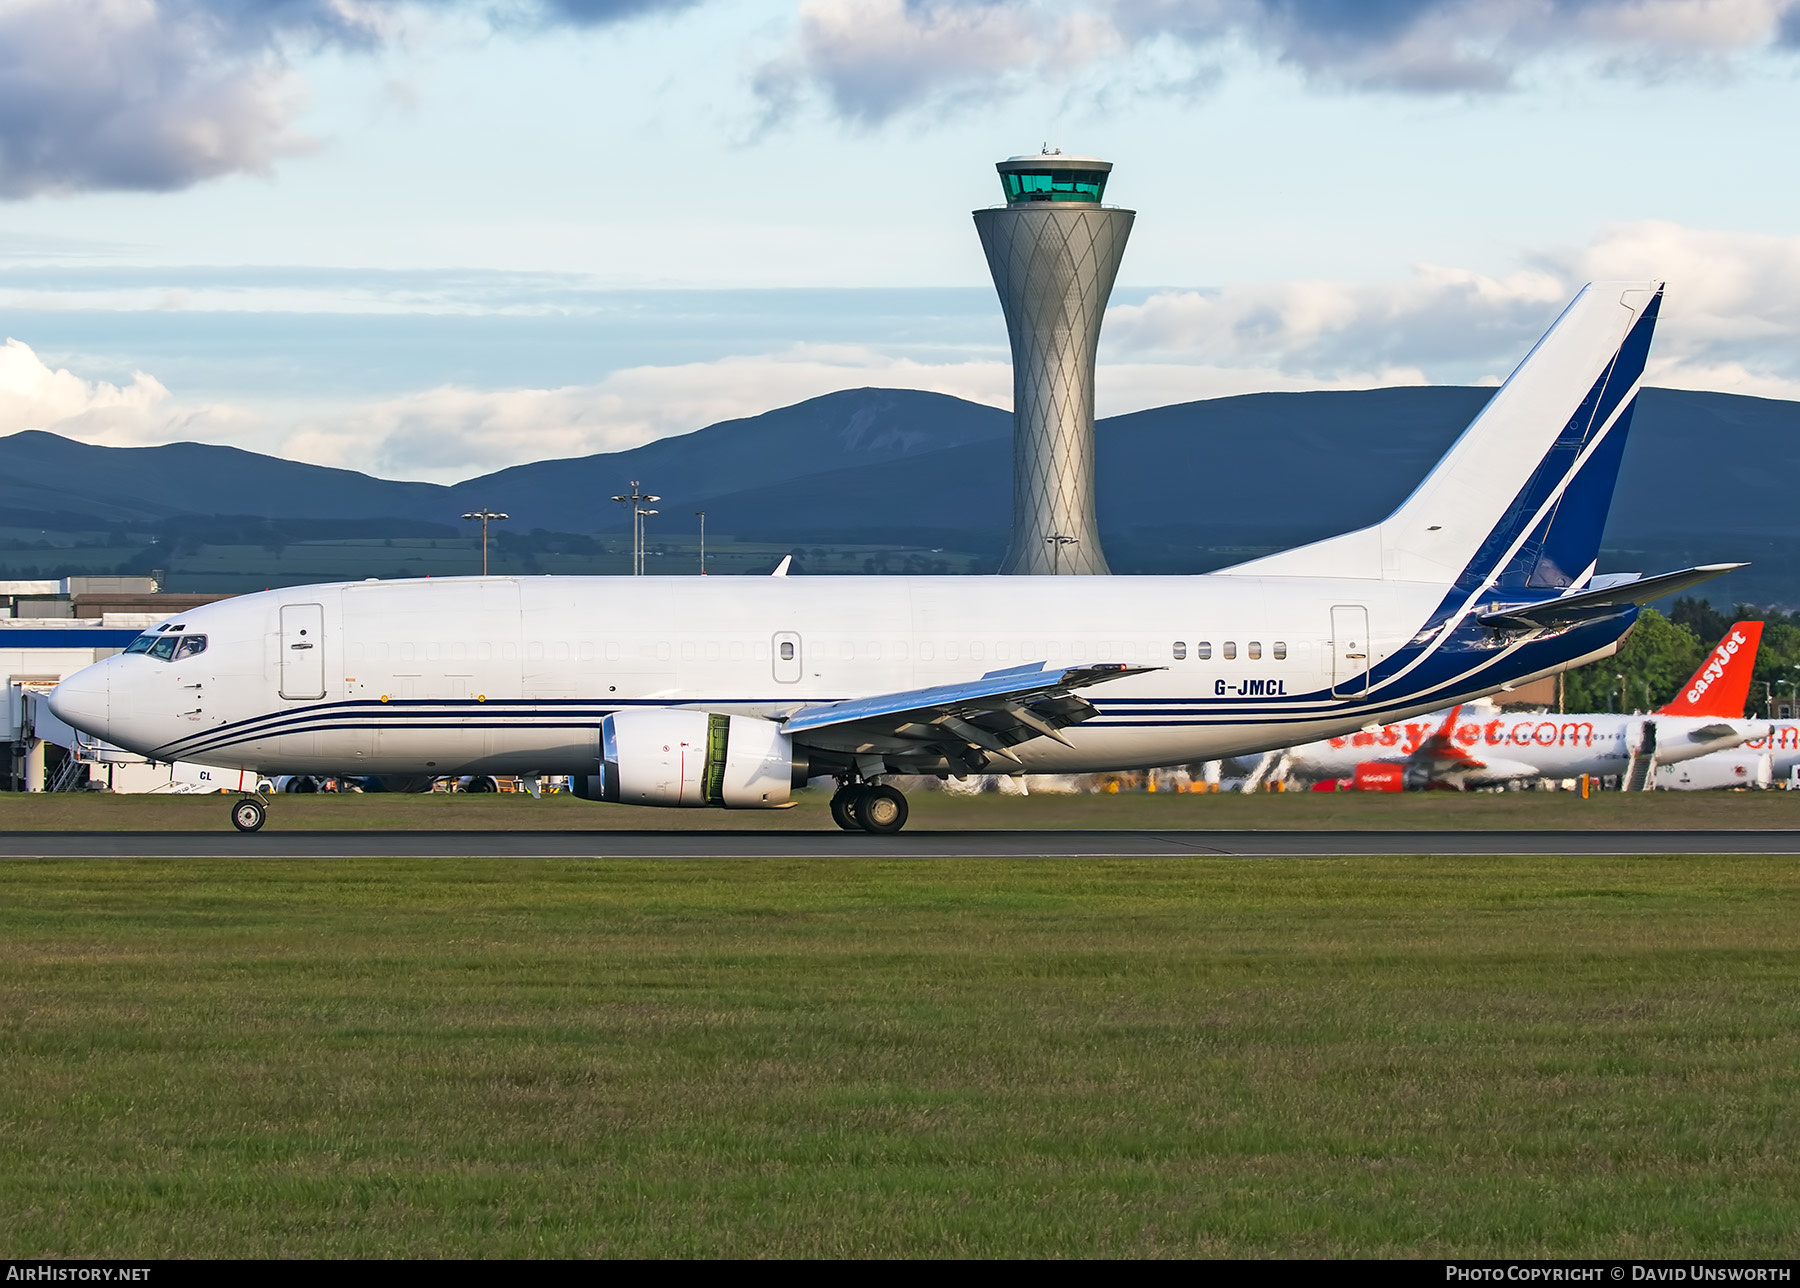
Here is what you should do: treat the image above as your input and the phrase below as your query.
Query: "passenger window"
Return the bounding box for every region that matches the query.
[1173,641,1186,660]
[1273,641,1287,660]
[1223,642,1237,660]
[1197,641,1211,660]
[1248,641,1261,660]
[149,636,177,661]
[780,641,795,661]
[174,635,207,660]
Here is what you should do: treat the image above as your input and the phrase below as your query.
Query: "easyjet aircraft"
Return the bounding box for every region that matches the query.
[1287,621,1767,789]
[50,281,1743,832]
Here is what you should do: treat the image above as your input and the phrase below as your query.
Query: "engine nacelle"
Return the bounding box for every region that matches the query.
[1352,761,1408,792]
[578,710,805,808]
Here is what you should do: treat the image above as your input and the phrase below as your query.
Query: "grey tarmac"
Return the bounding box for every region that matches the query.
[3,829,1800,859]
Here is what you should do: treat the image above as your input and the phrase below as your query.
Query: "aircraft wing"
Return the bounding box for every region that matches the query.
[1686,722,1746,744]
[780,662,1158,771]
[1477,564,1745,632]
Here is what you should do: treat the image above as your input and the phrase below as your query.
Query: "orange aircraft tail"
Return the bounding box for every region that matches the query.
[1658,621,1764,718]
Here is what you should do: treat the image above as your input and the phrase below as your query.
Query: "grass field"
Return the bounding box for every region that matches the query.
[4,785,1800,831]
[2,854,1797,1257]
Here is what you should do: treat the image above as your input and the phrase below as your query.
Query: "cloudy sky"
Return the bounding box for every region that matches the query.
[3,0,1800,481]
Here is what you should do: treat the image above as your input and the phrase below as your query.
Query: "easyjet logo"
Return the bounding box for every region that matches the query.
[1744,725,1800,751]
[1329,718,1598,752]
[1687,629,1747,704]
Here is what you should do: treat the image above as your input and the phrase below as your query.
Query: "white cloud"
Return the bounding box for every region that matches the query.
[0,335,170,438]
[1104,222,1800,400]
[758,0,1118,122]
[0,0,698,198]
[0,334,256,446]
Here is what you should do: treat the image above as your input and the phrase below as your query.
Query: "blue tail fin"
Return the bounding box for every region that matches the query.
[1478,287,1661,591]
[1215,281,1664,589]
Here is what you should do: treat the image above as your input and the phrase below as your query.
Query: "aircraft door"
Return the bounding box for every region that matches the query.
[1330,604,1371,699]
[772,631,802,684]
[280,603,326,700]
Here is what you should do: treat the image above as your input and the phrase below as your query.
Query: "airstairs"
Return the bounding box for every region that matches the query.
[1240,750,1291,793]
[1624,720,1659,792]
[48,755,87,792]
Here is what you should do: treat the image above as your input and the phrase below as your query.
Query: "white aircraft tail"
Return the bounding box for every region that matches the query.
[1219,281,1663,593]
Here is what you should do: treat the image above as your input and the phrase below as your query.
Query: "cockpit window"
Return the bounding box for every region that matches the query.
[130,632,207,661]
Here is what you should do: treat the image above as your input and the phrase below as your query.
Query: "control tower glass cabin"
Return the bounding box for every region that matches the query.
[974,153,1134,575]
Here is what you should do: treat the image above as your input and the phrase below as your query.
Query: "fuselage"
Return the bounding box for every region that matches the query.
[1287,709,1763,784]
[49,571,1635,780]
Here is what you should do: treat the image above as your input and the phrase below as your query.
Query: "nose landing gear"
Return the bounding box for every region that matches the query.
[828,780,910,834]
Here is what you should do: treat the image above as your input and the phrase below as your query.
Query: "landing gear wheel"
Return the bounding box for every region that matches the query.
[830,787,863,832]
[857,784,908,834]
[231,797,266,833]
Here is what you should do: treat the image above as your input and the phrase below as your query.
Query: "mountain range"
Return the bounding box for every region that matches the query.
[3,384,1796,604]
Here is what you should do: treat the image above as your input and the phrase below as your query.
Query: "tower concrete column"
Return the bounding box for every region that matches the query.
[974,152,1133,575]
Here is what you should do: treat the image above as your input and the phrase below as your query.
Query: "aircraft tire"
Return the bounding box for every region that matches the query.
[858,784,908,834]
[231,797,267,833]
[829,787,863,831]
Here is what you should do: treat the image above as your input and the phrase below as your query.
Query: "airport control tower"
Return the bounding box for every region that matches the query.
[975,151,1134,575]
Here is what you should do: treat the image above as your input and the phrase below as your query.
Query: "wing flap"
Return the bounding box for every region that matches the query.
[781,662,1157,769]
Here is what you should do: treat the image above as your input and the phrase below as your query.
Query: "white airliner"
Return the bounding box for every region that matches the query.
[1284,621,1767,790]
[49,280,1742,833]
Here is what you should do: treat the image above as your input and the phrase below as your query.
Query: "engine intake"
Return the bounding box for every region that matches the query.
[580,710,805,808]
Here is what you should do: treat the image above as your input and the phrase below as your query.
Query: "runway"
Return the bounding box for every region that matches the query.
[3,829,1800,859]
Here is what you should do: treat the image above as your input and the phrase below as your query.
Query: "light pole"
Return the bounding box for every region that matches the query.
[462,508,508,576]
[1044,533,1078,576]
[1616,672,1626,715]
[611,482,660,575]
[696,510,707,576]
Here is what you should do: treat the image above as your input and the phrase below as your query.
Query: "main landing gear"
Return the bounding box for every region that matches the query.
[830,781,909,835]
[230,794,267,833]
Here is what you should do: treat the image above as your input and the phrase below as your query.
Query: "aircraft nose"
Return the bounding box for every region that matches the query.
[48,662,109,737]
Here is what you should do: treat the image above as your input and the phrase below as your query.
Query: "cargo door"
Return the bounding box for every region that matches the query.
[1330,604,1370,699]
[280,603,326,700]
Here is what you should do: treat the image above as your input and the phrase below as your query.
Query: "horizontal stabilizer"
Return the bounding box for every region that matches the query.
[1477,564,1745,632]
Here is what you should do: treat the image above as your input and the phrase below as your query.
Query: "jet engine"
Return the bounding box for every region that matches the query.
[1352,762,1421,792]
[572,710,807,808]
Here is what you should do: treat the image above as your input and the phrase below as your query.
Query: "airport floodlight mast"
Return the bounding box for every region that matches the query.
[611,482,660,575]
[461,508,508,576]
[975,148,1134,575]
[695,510,707,575]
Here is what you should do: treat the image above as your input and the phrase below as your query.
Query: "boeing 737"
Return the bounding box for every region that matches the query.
[1285,621,1767,790]
[49,280,1743,832]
